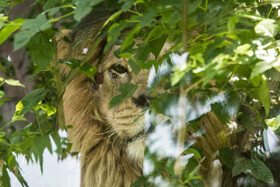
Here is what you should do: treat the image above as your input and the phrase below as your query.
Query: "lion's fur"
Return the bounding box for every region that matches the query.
[58,7,235,187]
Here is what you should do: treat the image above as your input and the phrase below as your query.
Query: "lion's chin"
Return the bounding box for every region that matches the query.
[126,137,146,162]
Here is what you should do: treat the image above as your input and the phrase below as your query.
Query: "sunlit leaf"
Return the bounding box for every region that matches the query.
[20,88,48,115]
[5,79,25,87]
[0,18,24,45]
[11,115,26,123]
[34,103,57,116]
[265,115,280,132]
[255,19,280,37]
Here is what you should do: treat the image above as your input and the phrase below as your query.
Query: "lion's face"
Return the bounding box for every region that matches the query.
[94,46,149,159]
[63,42,153,161]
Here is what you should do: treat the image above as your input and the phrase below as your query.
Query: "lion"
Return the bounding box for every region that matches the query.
[57,7,234,187]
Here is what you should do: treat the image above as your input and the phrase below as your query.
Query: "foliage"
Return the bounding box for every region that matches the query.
[0,0,280,186]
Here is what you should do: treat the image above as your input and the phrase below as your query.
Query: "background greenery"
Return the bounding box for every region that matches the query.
[0,0,280,186]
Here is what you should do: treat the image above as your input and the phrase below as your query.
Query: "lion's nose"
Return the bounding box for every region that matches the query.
[132,94,149,108]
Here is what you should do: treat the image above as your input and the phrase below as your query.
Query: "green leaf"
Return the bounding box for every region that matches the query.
[265,115,280,132]
[30,135,51,173]
[34,103,56,116]
[249,76,270,116]
[234,44,252,55]
[128,59,141,75]
[21,14,51,31]
[11,115,26,123]
[152,94,179,118]
[137,7,157,29]
[14,14,51,50]
[48,7,60,16]
[232,157,249,176]
[247,159,274,183]
[0,18,24,45]
[251,55,280,78]
[5,79,25,87]
[79,63,97,80]
[255,19,280,37]
[43,0,57,11]
[0,131,6,138]
[15,101,23,115]
[14,0,24,5]
[148,34,168,58]
[233,157,274,183]
[7,154,16,170]
[1,164,11,187]
[0,1,9,8]
[27,33,55,70]
[119,0,134,11]
[13,30,33,50]
[109,82,138,108]
[218,148,235,168]
[182,148,201,159]
[20,88,48,115]
[60,58,97,79]
[189,0,202,13]
[120,26,139,51]
[0,90,4,99]
[74,0,102,21]
[106,22,127,51]
[227,16,239,32]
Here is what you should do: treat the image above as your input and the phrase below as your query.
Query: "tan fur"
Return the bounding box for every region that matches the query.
[58,10,234,187]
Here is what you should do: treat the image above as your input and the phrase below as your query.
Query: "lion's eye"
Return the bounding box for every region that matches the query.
[111,64,128,74]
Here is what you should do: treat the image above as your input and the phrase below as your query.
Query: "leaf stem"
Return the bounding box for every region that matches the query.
[49,11,75,23]
[266,5,273,18]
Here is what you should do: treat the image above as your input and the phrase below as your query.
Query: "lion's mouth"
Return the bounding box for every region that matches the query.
[126,124,154,143]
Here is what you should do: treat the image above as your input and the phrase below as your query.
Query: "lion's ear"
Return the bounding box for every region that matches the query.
[56,29,72,75]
